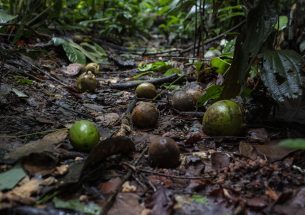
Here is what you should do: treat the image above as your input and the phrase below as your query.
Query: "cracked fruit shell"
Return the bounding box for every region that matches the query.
[69,120,100,151]
[203,100,243,136]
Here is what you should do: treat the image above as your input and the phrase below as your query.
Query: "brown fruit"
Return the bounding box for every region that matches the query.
[148,136,180,168]
[186,88,203,104]
[131,102,159,128]
[135,82,157,99]
[203,100,244,136]
[85,63,100,74]
[171,90,194,111]
[77,71,97,92]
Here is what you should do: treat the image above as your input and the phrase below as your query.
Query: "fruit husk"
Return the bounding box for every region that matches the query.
[171,90,194,111]
[85,63,100,74]
[131,102,159,128]
[148,136,180,168]
[77,71,97,92]
[135,83,157,99]
[203,100,243,136]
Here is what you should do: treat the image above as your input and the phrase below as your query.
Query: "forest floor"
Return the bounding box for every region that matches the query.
[1,35,305,215]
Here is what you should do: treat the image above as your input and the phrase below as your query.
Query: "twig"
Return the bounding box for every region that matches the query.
[137,168,211,180]
[102,146,148,215]
[110,74,180,90]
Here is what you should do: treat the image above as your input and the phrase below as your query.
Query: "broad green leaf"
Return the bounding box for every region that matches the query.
[53,197,102,215]
[192,194,208,204]
[275,16,288,31]
[0,10,17,26]
[261,49,303,102]
[210,57,231,75]
[62,43,87,64]
[197,85,224,107]
[279,139,305,150]
[0,164,26,191]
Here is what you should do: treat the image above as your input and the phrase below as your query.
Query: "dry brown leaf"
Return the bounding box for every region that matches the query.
[5,129,68,161]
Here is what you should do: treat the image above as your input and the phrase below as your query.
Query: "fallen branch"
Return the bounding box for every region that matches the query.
[110,74,180,90]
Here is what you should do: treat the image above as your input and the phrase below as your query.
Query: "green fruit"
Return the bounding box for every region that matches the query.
[69,120,100,151]
[135,83,157,99]
[203,100,243,136]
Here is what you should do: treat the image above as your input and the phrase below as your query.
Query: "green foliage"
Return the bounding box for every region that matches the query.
[0,9,17,26]
[52,37,107,64]
[261,49,304,102]
[210,57,231,75]
[221,0,277,99]
[192,194,208,204]
[138,61,172,73]
[197,85,224,107]
[279,139,305,150]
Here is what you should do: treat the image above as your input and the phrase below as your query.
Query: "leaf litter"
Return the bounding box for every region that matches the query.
[1,33,305,215]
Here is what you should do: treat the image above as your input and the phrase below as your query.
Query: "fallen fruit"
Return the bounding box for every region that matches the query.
[131,102,159,128]
[171,90,194,111]
[85,63,100,74]
[135,82,157,99]
[186,88,203,104]
[69,120,100,151]
[148,136,180,168]
[203,100,243,136]
[77,71,97,92]
[65,63,86,76]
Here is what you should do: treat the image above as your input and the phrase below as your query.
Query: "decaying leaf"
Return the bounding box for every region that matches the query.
[4,129,68,162]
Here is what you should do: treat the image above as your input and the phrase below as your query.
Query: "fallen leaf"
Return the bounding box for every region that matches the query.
[108,193,145,215]
[122,181,137,192]
[248,128,269,142]
[5,129,68,162]
[99,177,122,195]
[173,194,232,215]
[96,113,120,126]
[239,142,257,160]
[22,153,58,175]
[255,141,295,162]
[2,177,41,204]
[53,197,102,215]
[147,187,173,215]
[0,164,26,191]
[211,152,230,171]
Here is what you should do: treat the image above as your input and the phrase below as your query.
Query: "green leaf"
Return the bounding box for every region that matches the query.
[163,68,181,76]
[197,85,224,107]
[279,139,305,150]
[52,37,66,46]
[275,16,288,31]
[0,164,26,191]
[62,43,87,64]
[210,57,231,75]
[261,49,304,102]
[192,194,208,204]
[0,10,17,26]
[138,61,171,72]
[53,197,102,215]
